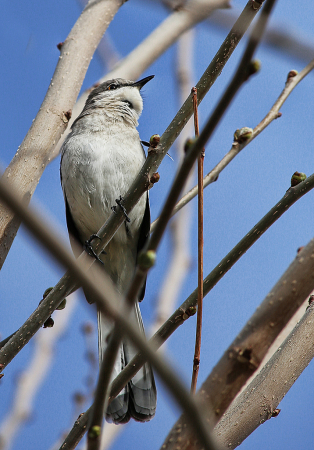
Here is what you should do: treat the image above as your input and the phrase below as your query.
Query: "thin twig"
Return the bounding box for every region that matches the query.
[0,0,265,370]
[118,0,271,324]
[86,326,123,450]
[151,28,195,339]
[161,57,314,225]
[0,176,219,450]
[57,173,314,450]
[191,87,204,394]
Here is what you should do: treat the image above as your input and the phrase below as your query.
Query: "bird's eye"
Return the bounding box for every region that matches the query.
[108,84,117,91]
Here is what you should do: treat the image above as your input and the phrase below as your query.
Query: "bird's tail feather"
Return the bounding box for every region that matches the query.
[98,303,157,424]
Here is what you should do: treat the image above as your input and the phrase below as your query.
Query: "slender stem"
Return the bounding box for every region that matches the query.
[59,172,314,450]
[0,174,218,450]
[110,172,314,406]
[160,59,314,228]
[0,0,265,376]
[86,324,123,450]
[87,291,135,450]
[191,87,204,394]
[118,0,273,331]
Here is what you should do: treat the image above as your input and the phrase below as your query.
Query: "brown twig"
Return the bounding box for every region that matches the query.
[0,174,216,450]
[190,87,204,394]
[0,0,265,371]
[162,57,314,224]
[87,326,123,450]
[0,175,218,450]
[116,0,270,334]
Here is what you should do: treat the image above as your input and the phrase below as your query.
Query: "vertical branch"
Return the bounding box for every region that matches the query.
[151,28,194,340]
[190,87,204,394]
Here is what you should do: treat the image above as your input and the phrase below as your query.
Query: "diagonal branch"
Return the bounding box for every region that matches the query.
[0,0,125,269]
[108,173,314,404]
[57,172,314,450]
[0,1,268,367]
[164,57,314,223]
[117,0,275,331]
[214,299,314,449]
[0,174,219,450]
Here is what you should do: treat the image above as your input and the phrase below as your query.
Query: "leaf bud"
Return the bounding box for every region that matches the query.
[291,171,306,187]
[233,127,253,143]
[138,250,156,270]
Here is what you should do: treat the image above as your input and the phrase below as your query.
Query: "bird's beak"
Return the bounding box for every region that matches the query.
[133,75,155,90]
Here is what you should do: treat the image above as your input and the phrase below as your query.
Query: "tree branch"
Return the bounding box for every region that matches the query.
[107,173,314,412]
[214,299,314,448]
[0,0,267,367]
[0,0,125,269]
[56,173,314,450]
[121,0,274,323]
[164,57,314,222]
[0,175,219,450]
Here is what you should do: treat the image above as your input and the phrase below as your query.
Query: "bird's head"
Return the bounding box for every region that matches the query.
[77,76,154,126]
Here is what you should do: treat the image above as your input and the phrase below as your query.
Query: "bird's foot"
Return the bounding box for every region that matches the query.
[84,234,105,264]
[111,196,130,223]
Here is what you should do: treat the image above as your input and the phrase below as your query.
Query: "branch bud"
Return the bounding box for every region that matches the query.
[138,250,156,270]
[88,425,101,439]
[149,134,160,148]
[56,298,67,310]
[150,172,160,184]
[245,59,261,80]
[184,137,196,153]
[233,127,253,143]
[287,70,298,81]
[291,171,306,187]
[43,317,54,328]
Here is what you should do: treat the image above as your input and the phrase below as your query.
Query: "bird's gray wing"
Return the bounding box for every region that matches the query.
[136,193,150,301]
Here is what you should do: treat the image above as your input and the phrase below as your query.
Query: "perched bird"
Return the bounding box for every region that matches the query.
[60,76,157,423]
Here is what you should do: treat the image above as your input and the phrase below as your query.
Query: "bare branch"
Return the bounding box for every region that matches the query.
[209,7,314,63]
[0,294,78,450]
[191,87,204,394]
[0,175,219,450]
[151,28,195,337]
[168,57,314,221]
[126,0,275,312]
[0,0,124,268]
[161,230,314,449]
[214,299,314,448]
[108,174,314,450]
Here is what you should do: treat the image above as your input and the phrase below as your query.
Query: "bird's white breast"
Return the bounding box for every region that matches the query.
[61,124,146,245]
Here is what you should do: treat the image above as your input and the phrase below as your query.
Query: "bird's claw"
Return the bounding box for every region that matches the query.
[84,234,105,264]
[112,196,130,222]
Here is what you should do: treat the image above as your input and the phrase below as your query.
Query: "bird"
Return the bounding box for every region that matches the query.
[60,76,157,424]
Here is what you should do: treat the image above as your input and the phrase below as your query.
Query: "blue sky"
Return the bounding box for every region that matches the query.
[1,0,314,449]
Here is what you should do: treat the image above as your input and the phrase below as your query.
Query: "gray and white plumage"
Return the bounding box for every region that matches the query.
[60,76,156,423]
